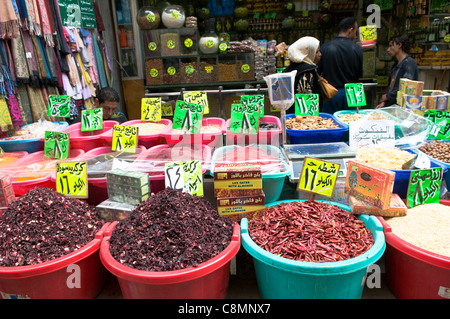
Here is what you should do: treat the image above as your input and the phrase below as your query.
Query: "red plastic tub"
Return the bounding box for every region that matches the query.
[100,119,172,149]
[225,115,282,146]
[161,117,225,148]
[131,144,212,194]
[58,120,119,151]
[377,199,450,299]
[9,149,85,196]
[0,223,109,299]
[100,221,240,299]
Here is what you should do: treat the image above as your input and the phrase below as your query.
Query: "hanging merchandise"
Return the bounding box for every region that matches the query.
[0,0,20,39]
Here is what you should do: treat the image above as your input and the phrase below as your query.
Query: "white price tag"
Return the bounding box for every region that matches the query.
[164,165,184,190]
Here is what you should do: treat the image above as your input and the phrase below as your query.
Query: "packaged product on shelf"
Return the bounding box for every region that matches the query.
[145,58,163,85]
[349,193,407,217]
[181,58,199,83]
[106,169,150,206]
[199,58,218,82]
[160,32,180,56]
[345,159,395,210]
[163,58,181,84]
[180,28,198,54]
[142,30,161,57]
[96,199,135,221]
[218,55,237,82]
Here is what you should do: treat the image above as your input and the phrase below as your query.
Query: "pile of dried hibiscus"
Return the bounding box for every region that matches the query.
[0,188,104,267]
[109,188,234,271]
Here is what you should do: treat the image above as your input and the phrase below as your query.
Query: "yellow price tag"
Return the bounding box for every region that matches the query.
[141,97,162,122]
[183,91,209,115]
[56,161,88,198]
[359,25,377,42]
[298,157,340,197]
[161,102,174,116]
[165,160,203,197]
[112,125,138,153]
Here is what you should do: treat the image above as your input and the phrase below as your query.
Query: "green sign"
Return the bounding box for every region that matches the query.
[295,94,319,116]
[44,131,70,159]
[183,91,209,115]
[424,110,450,139]
[407,167,443,208]
[241,94,264,118]
[164,160,203,197]
[111,125,138,153]
[345,83,366,107]
[81,108,103,132]
[58,0,97,29]
[172,100,203,133]
[47,95,71,118]
[230,103,260,134]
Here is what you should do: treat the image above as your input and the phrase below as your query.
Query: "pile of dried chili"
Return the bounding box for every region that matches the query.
[248,200,374,262]
[109,188,234,271]
[0,188,104,267]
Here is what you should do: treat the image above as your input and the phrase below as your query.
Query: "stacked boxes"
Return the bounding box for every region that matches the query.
[214,163,265,222]
[0,175,15,207]
[106,169,150,205]
[423,90,450,111]
[396,78,425,114]
[96,199,135,221]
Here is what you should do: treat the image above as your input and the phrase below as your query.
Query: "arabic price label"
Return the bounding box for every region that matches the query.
[230,103,260,134]
[407,167,443,208]
[294,94,319,116]
[141,97,162,122]
[56,161,88,198]
[345,83,366,107]
[47,95,71,118]
[172,100,203,133]
[241,94,265,118]
[165,160,203,196]
[44,131,70,159]
[183,91,209,115]
[298,157,340,197]
[81,108,103,132]
[111,125,138,153]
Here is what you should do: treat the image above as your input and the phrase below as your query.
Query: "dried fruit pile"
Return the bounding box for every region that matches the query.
[109,188,234,271]
[249,200,374,262]
[0,188,104,267]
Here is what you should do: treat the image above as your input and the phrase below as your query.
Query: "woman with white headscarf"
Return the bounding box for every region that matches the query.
[283,36,323,110]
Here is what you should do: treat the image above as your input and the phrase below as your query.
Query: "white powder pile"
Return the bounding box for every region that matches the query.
[386,203,450,257]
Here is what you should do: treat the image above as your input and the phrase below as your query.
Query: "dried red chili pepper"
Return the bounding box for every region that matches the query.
[248,200,374,262]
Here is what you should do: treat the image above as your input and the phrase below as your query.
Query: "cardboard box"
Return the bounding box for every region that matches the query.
[349,193,407,217]
[214,163,263,197]
[217,193,265,222]
[345,160,395,210]
[399,78,424,96]
[96,199,135,221]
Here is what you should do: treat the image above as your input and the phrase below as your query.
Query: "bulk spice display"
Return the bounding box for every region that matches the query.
[286,115,339,130]
[248,200,374,262]
[419,140,450,163]
[0,188,104,267]
[108,188,234,271]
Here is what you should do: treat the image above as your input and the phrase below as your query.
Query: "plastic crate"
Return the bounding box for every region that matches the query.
[285,113,348,144]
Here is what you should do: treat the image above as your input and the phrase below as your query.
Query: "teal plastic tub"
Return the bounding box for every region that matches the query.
[241,200,386,299]
[210,145,290,203]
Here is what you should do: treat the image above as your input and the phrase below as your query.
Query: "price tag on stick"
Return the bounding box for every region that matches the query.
[111,125,138,153]
[81,108,103,132]
[183,91,209,115]
[295,94,319,116]
[406,167,443,208]
[230,103,260,134]
[56,161,88,198]
[47,95,71,118]
[172,100,203,133]
[345,83,366,108]
[165,160,203,196]
[141,97,162,122]
[44,131,70,159]
[241,94,265,118]
[298,157,340,198]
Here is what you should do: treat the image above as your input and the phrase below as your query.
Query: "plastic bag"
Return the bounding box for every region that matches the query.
[263,71,297,111]
[348,106,436,150]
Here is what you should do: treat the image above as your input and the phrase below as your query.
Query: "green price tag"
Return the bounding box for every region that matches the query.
[241,94,264,118]
[56,161,88,198]
[183,91,209,115]
[294,94,319,116]
[424,110,450,139]
[345,83,366,107]
[407,167,443,208]
[47,95,71,118]
[141,97,162,122]
[112,125,138,153]
[172,100,203,133]
[298,157,340,197]
[164,160,203,197]
[230,103,260,134]
[44,131,70,159]
[81,108,103,132]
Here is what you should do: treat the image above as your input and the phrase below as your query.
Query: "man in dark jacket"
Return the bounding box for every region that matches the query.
[376,34,419,108]
[317,17,363,114]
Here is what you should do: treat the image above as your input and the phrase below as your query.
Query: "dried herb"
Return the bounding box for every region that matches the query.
[249,200,374,262]
[0,188,104,267]
[109,188,234,271]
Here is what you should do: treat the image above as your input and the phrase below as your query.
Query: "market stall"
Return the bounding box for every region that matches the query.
[0,0,450,301]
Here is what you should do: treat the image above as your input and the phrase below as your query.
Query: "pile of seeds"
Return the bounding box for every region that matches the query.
[286,115,339,130]
[109,188,234,271]
[0,188,104,267]
[249,200,374,262]
[419,140,450,163]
